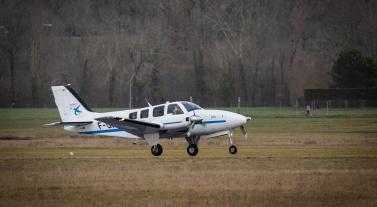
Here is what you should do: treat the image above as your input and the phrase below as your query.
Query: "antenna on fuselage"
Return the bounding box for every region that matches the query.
[145,98,152,107]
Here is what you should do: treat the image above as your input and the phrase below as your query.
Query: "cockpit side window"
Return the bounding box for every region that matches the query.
[167,104,184,115]
[181,102,201,112]
[153,105,165,117]
[129,112,137,119]
[140,109,149,118]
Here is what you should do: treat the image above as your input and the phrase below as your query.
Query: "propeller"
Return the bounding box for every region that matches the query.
[240,125,248,141]
[240,116,251,141]
[186,111,203,137]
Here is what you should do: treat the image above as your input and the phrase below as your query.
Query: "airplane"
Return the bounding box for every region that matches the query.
[46,85,251,156]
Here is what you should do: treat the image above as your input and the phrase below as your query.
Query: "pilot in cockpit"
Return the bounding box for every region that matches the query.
[173,105,179,114]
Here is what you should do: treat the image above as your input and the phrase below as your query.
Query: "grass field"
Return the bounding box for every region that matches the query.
[0,107,377,206]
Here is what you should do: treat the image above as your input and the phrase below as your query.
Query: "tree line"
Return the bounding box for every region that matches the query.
[1,0,376,108]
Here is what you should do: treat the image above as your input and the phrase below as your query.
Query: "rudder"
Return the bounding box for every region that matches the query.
[51,85,93,122]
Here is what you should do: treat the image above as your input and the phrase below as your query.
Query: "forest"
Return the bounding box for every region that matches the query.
[0,0,376,107]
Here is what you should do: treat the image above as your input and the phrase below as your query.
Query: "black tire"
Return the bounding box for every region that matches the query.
[187,144,199,156]
[229,145,237,154]
[151,144,163,156]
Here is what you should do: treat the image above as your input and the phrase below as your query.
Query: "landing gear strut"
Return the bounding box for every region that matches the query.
[185,136,200,156]
[151,144,163,156]
[227,130,237,155]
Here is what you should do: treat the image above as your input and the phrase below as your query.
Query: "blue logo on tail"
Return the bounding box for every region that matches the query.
[74,105,82,115]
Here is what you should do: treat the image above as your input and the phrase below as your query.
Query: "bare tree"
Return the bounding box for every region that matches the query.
[0,1,30,106]
[1,0,376,107]
[209,1,249,104]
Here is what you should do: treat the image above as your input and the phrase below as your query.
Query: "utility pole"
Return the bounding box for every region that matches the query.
[237,97,241,113]
[129,72,136,109]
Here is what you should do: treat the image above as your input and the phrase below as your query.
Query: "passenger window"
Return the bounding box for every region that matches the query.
[129,112,137,119]
[140,109,149,119]
[167,104,184,115]
[153,106,165,117]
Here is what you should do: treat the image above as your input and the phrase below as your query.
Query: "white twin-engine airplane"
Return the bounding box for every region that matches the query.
[47,85,251,156]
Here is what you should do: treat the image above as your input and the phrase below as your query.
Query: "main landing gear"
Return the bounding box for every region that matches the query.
[151,144,163,156]
[185,136,200,156]
[151,131,238,157]
[227,130,237,155]
[187,144,198,156]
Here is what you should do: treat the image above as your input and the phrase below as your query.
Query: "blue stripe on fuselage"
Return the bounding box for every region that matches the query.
[163,121,182,125]
[79,128,123,134]
[201,120,226,124]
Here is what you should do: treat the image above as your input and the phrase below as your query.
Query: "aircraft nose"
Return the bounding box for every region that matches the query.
[238,114,247,125]
[227,112,248,127]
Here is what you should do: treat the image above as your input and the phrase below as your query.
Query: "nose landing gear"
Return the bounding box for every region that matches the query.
[227,129,238,155]
[229,145,237,154]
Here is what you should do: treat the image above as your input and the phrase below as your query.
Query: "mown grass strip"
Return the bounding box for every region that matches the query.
[1,147,376,159]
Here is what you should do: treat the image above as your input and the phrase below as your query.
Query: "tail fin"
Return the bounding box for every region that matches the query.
[51,85,93,122]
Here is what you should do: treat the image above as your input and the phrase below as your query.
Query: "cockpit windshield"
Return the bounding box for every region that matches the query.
[181,101,202,112]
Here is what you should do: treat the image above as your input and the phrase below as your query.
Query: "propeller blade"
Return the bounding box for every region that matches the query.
[187,115,203,137]
[240,125,248,141]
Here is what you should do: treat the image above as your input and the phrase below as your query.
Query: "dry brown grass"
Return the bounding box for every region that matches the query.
[0,146,376,207]
[0,108,377,206]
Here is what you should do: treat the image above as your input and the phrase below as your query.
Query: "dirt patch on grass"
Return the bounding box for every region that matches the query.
[0,136,32,141]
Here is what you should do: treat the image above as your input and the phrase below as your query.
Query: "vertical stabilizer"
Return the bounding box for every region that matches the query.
[51,85,93,122]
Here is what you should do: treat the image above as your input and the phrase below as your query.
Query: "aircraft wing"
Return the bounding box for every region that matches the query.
[45,121,93,126]
[95,117,161,138]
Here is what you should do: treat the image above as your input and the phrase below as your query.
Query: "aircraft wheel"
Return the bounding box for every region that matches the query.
[187,144,199,156]
[151,144,163,156]
[229,145,237,154]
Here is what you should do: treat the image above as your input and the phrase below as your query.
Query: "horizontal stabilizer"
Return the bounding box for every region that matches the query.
[45,121,93,127]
